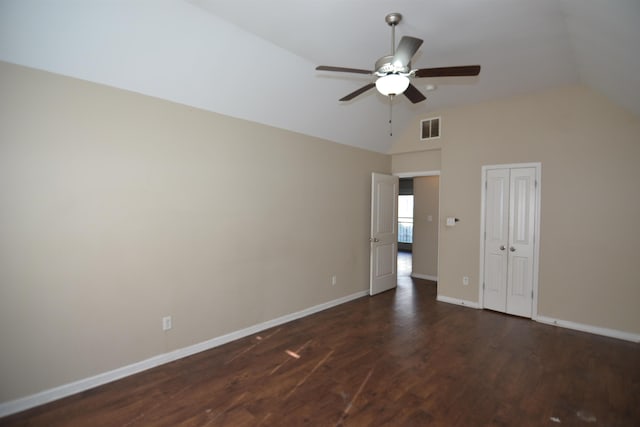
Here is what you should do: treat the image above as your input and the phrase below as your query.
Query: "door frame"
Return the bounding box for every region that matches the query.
[478,162,542,318]
[394,170,441,282]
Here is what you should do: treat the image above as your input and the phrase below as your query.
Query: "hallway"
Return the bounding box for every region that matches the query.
[397,250,412,279]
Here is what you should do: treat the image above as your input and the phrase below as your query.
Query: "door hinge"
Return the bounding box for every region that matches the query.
[531,290,534,298]
[535,180,538,188]
[483,282,485,290]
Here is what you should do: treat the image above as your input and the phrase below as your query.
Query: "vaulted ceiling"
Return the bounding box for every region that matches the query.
[1,0,638,153]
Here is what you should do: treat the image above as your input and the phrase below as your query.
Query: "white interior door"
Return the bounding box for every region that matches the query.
[370,173,398,296]
[482,166,537,318]
[483,169,510,312]
[505,167,536,317]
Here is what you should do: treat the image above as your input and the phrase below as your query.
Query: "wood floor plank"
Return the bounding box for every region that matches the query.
[2,275,639,426]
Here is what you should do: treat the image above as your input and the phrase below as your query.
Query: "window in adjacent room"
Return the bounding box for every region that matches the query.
[398,195,414,244]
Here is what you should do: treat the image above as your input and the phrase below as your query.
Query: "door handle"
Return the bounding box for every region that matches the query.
[499,245,506,251]
[369,237,380,243]
[510,246,516,252]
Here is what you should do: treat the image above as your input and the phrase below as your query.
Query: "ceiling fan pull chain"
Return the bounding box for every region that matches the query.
[389,95,393,136]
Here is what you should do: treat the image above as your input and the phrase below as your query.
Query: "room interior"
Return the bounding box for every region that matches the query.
[1,0,639,423]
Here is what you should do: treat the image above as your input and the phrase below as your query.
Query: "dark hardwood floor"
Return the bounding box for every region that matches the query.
[2,257,639,426]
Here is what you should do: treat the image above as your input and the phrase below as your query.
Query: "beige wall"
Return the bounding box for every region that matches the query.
[0,62,390,403]
[391,150,441,173]
[412,176,439,279]
[390,116,443,155]
[396,85,640,335]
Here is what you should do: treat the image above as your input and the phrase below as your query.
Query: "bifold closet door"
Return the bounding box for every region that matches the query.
[483,167,536,317]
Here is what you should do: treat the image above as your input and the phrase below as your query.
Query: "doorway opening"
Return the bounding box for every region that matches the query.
[395,172,440,283]
[398,193,414,252]
[397,250,412,277]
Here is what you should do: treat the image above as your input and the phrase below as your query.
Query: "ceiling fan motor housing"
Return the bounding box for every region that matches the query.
[375,55,411,76]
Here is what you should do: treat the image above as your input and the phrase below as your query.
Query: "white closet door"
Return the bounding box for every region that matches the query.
[483,169,510,312]
[482,166,537,318]
[505,167,536,317]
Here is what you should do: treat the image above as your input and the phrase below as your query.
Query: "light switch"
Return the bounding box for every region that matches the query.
[446,217,457,227]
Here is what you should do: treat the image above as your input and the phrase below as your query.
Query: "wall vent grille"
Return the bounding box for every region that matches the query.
[420,117,441,140]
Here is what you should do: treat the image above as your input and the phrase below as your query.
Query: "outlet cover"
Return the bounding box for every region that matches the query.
[463,276,469,286]
[162,316,172,331]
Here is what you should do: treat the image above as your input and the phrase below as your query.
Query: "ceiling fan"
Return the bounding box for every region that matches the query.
[316,13,481,104]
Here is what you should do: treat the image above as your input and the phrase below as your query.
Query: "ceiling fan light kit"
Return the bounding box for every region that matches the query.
[375,74,410,96]
[316,12,481,105]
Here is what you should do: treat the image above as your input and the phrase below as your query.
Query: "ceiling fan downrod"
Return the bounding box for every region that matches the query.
[385,13,402,56]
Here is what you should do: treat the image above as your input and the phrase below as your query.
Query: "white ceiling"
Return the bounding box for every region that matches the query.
[0,0,638,153]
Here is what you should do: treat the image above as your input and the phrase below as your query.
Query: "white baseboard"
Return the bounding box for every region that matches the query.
[411,273,438,281]
[436,295,480,309]
[0,290,368,418]
[535,315,640,343]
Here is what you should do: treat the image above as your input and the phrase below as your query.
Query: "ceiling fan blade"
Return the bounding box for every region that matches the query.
[414,65,481,78]
[403,83,427,104]
[339,83,376,101]
[316,65,372,75]
[392,36,424,67]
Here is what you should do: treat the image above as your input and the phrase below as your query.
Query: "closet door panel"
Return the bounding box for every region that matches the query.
[483,169,510,312]
[506,167,536,317]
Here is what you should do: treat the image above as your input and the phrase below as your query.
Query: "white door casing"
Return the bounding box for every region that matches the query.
[370,172,398,296]
[481,164,540,318]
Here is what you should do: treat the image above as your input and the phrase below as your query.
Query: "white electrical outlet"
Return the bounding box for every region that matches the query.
[162,316,172,331]
[331,275,337,286]
[463,276,469,286]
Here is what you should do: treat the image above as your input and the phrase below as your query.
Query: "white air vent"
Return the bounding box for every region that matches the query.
[420,117,441,140]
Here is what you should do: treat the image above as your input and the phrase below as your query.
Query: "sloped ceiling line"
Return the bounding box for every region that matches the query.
[0,0,638,154]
